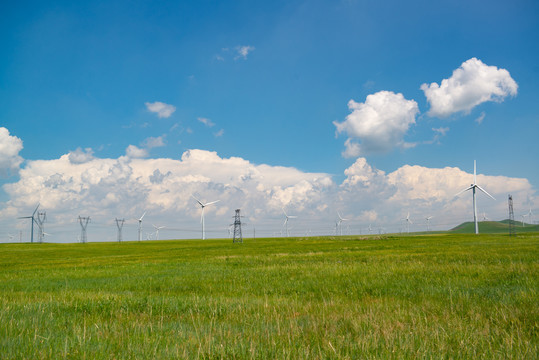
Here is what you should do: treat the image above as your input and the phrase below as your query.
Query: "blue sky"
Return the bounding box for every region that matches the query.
[1,0,538,242]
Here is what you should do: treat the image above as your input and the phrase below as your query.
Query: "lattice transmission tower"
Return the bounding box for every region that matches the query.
[508,195,515,237]
[78,216,90,243]
[115,218,125,242]
[36,211,46,243]
[232,209,243,243]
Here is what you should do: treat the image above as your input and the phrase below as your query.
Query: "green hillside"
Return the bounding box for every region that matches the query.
[450,219,539,233]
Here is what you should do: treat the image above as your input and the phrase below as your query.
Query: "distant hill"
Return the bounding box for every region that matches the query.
[450,220,539,234]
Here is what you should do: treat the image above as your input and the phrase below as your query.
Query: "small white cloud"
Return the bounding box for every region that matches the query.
[68,147,94,164]
[214,129,225,138]
[421,58,518,118]
[333,91,419,156]
[0,127,23,177]
[145,101,176,118]
[475,112,486,125]
[125,145,148,159]
[235,45,255,60]
[197,117,215,127]
[433,127,449,136]
[143,135,166,149]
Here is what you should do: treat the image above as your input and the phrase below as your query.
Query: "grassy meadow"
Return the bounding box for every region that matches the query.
[0,233,537,359]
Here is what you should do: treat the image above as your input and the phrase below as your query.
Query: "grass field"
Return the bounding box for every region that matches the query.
[0,233,537,359]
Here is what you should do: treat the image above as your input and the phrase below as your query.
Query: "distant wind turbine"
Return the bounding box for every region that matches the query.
[18,203,40,243]
[455,160,495,235]
[192,195,220,240]
[282,208,297,237]
[402,212,413,233]
[337,212,349,236]
[137,211,146,241]
[425,216,433,231]
[152,224,165,240]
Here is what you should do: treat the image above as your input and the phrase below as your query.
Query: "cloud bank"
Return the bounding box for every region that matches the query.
[1,148,534,242]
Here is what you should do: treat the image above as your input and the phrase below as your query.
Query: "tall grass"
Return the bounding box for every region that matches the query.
[0,233,537,359]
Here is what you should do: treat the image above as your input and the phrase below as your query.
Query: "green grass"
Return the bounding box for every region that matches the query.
[0,233,537,359]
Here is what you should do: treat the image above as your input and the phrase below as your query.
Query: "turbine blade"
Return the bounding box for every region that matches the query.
[476,185,495,200]
[205,200,220,206]
[455,186,473,197]
[473,160,477,184]
[139,211,146,221]
[191,194,204,207]
[282,208,288,217]
[33,203,40,216]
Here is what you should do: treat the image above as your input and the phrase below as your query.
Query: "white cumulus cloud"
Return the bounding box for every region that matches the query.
[145,101,176,118]
[0,127,24,177]
[333,91,419,157]
[421,58,518,118]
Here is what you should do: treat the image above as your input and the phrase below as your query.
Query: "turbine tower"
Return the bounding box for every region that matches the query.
[115,218,125,242]
[18,203,40,243]
[337,212,348,236]
[282,208,297,237]
[137,212,146,241]
[456,160,495,235]
[191,195,220,240]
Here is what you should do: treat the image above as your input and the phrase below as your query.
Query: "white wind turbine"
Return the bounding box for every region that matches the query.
[152,224,165,240]
[402,212,413,233]
[192,195,220,240]
[282,208,297,237]
[137,211,146,241]
[455,160,495,235]
[337,212,349,236]
[425,216,433,231]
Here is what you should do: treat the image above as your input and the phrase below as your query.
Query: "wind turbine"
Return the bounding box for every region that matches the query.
[18,203,40,243]
[426,216,433,231]
[192,195,220,240]
[7,234,14,242]
[521,214,527,227]
[481,212,489,222]
[455,160,495,235]
[152,224,165,240]
[282,208,297,237]
[402,212,413,233]
[337,212,349,236]
[137,211,146,241]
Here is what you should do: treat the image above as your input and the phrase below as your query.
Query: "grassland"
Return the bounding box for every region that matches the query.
[0,233,537,359]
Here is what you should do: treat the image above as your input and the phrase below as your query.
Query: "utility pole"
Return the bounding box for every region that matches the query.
[78,216,90,243]
[115,218,125,242]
